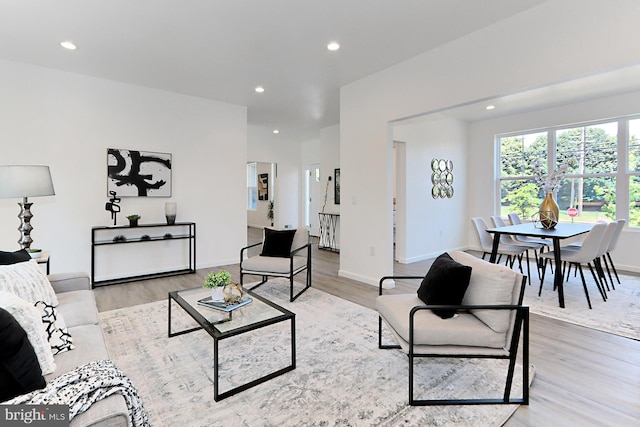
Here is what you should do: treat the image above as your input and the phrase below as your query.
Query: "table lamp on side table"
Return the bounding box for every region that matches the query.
[0,165,55,249]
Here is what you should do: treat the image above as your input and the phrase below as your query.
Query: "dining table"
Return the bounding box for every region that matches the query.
[485,222,594,308]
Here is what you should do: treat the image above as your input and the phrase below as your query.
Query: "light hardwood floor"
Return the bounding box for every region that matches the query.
[94,227,640,426]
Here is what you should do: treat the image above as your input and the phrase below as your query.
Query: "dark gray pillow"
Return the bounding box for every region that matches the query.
[261,228,296,258]
[0,308,46,402]
[0,249,31,265]
[417,252,472,319]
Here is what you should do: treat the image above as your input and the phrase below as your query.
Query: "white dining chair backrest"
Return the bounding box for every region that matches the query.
[471,217,495,252]
[607,219,626,252]
[491,216,515,245]
[508,213,522,225]
[596,222,618,258]
[567,223,607,263]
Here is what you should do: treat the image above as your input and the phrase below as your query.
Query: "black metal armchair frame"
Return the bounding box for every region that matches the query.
[240,240,312,302]
[377,275,529,406]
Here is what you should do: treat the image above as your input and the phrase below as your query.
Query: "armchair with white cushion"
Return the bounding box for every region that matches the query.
[240,227,312,302]
[377,251,529,406]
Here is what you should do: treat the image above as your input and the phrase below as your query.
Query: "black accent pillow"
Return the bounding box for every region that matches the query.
[0,249,31,265]
[0,308,46,402]
[417,253,472,319]
[261,228,297,258]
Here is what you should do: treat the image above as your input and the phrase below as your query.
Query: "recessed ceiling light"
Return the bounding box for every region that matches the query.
[254,86,265,93]
[60,41,77,50]
[327,41,340,51]
[485,105,496,110]
[273,129,280,134]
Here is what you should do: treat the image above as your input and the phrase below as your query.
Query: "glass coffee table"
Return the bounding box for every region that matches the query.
[168,286,296,401]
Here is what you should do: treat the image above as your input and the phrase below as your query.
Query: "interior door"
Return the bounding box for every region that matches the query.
[308,163,322,236]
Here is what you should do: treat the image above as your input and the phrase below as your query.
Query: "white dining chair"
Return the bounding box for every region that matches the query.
[603,219,626,287]
[539,223,608,309]
[563,221,617,293]
[471,217,528,275]
[491,215,539,285]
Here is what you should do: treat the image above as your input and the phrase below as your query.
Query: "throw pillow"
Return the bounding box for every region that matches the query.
[0,249,31,265]
[0,292,56,375]
[261,228,297,258]
[417,252,472,319]
[0,308,46,402]
[35,301,75,355]
[0,260,58,306]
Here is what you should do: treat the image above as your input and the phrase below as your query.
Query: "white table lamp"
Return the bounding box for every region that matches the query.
[0,165,55,249]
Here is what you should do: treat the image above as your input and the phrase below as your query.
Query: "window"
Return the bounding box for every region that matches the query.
[247,162,257,210]
[629,119,640,225]
[498,117,638,227]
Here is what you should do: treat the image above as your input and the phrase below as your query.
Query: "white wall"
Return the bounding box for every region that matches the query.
[393,116,468,263]
[0,59,247,277]
[247,125,301,229]
[468,89,640,273]
[340,0,640,285]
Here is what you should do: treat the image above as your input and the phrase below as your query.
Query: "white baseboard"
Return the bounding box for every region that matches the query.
[337,269,380,287]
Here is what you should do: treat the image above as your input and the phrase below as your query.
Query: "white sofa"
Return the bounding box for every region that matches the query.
[46,272,129,427]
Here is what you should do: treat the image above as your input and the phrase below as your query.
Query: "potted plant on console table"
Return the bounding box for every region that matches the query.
[126,214,141,227]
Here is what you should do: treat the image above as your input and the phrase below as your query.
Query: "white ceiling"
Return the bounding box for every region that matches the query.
[4,1,639,141]
[0,0,548,141]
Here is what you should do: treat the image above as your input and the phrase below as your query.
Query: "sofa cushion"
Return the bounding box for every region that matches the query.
[0,292,56,375]
[417,252,472,319]
[242,255,307,275]
[261,228,296,257]
[0,308,46,402]
[0,260,58,305]
[0,249,31,265]
[47,324,109,380]
[376,294,506,348]
[450,251,519,333]
[56,290,100,327]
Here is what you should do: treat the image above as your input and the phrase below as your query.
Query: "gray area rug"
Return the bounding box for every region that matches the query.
[524,270,640,340]
[100,280,531,427]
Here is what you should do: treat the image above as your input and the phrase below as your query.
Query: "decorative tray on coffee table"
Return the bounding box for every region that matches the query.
[197,296,253,312]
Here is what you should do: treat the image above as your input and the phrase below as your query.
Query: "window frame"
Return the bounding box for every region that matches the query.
[496,115,639,228]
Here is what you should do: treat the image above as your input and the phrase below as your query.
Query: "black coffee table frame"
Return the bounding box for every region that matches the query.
[168,287,296,401]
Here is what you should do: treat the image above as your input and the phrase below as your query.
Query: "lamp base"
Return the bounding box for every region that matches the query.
[18,197,33,250]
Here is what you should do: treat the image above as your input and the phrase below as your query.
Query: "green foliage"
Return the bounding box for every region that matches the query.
[127,214,141,220]
[204,270,231,289]
[502,182,540,219]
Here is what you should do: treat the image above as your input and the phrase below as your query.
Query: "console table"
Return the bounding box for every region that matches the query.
[91,222,196,287]
[318,212,339,252]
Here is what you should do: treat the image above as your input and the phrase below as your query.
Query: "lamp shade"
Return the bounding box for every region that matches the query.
[0,165,55,199]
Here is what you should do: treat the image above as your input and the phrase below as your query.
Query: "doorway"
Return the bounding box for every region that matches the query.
[306,163,322,236]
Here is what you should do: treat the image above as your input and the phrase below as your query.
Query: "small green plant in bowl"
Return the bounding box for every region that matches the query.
[127,214,141,227]
[28,248,42,258]
[140,234,151,241]
[204,270,231,289]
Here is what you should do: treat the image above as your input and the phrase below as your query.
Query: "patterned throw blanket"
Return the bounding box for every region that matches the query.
[5,360,149,427]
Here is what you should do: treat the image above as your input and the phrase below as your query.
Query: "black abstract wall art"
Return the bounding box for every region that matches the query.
[107,149,172,197]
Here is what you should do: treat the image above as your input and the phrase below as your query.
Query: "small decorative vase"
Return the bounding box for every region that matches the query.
[165,202,177,225]
[539,192,559,230]
[210,287,225,303]
[129,219,138,227]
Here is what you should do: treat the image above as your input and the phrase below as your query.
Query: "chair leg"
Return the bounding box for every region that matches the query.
[576,264,593,309]
[602,254,616,290]
[607,252,621,285]
[587,263,606,302]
